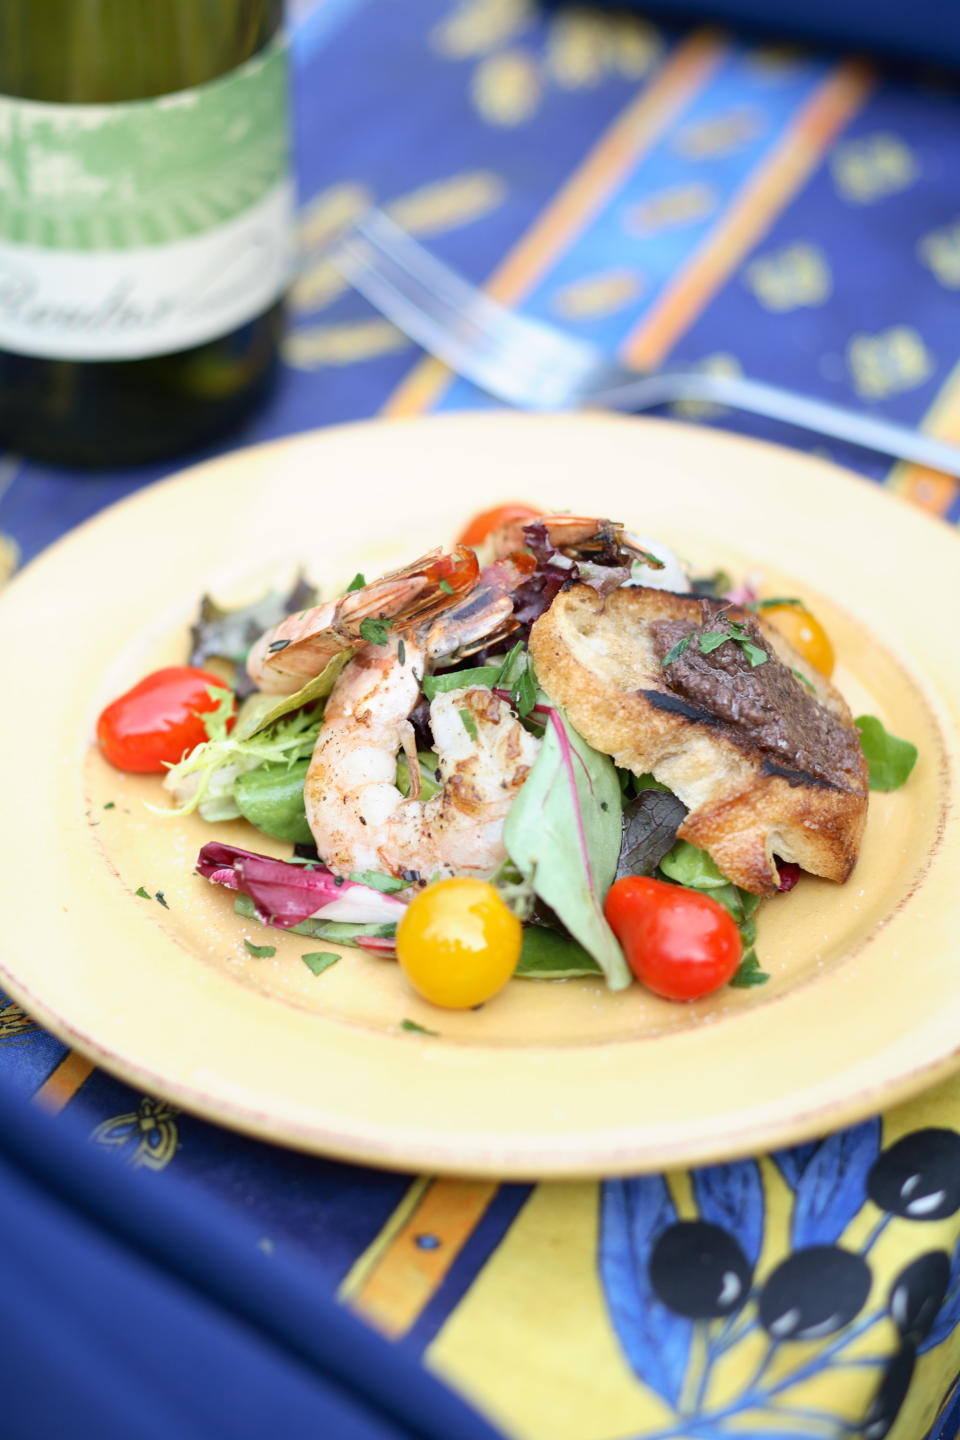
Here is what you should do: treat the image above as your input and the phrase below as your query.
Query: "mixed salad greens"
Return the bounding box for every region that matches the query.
[98,506,919,1009]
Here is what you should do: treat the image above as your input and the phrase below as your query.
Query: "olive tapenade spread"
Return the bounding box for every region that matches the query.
[650,609,864,789]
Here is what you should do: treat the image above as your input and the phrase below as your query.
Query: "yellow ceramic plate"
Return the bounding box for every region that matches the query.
[1,413,957,1178]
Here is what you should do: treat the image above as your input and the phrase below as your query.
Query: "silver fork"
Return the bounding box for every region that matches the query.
[330,209,960,477]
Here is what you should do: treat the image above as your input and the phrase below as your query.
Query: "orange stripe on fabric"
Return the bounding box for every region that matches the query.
[34,1051,95,1114]
[382,29,726,418]
[887,357,960,518]
[622,58,874,370]
[344,1178,498,1339]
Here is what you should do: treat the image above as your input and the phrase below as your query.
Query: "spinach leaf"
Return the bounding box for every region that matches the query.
[658,839,730,889]
[234,759,313,845]
[504,707,630,990]
[516,926,603,979]
[616,789,688,881]
[854,715,918,792]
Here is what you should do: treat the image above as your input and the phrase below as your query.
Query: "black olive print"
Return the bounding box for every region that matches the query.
[758,1246,871,1340]
[888,1251,951,1343]
[867,1129,960,1220]
[862,1342,916,1440]
[649,1221,752,1319]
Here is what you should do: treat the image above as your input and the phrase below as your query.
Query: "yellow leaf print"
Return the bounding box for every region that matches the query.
[472,49,542,127]
[0,533,18,590]
[743,241,832,312]
[625,182,717,237]
[918,219,960,290]
[290,258,349,317]
[551,269,644,321]
[0,998,37,1040]
[283,321,410,370]
[297,182,373,255]
[847,326,934,400]
[673,105,764,161]
[387,170,507,236]
[831,132,918,204]
[544,9,662,90]
[91,1097,179,1172]
[670,353,743,419]
[431,0,534,60]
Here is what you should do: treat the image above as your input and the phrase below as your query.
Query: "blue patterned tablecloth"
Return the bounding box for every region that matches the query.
[3,5,960,1438]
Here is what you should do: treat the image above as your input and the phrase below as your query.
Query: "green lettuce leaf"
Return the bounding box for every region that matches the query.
[854,715,918,792]
[515,926,603,980]
[504,706,630,990]
[238,651,353,737]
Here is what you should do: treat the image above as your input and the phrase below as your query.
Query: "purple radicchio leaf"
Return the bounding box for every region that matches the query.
[196,842,406,927]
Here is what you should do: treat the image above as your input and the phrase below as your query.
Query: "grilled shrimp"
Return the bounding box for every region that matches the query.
[247,546,479,695]
[302,555,540,880]
[304,632,540,881]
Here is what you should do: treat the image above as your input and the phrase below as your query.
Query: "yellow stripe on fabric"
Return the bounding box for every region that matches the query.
[622,57,875,369]
[341,1178,499,1339]
[338,1176,431,1302]
[382,28,727,418]
[34,1051,96,1114]
[886,354,960,518]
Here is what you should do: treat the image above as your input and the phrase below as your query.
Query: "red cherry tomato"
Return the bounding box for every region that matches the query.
[97,666,235,773]
[456,503,543,548]
[604,875,742,1001]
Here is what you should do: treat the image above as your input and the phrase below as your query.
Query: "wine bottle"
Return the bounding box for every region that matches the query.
[0,0,291,467]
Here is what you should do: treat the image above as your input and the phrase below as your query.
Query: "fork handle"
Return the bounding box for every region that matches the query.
[592,371,960,479]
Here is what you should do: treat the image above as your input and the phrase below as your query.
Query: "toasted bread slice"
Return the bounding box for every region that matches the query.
[529,585,869,896]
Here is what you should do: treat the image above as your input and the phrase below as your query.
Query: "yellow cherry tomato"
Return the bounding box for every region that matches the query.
[761,602,835,678]
[396,878,522,1009]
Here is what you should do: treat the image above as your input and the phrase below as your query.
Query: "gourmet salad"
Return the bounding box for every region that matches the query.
[96,503,918,1010]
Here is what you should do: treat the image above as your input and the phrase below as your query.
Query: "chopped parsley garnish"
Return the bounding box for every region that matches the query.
[661,635,692,667]
[792,667,815,692]
[302,951,340,976]
[103,801,115,810]
[244,939,276,959]
[267,638,291,653]
[730,952,770,988]
[359,617,392,646]
[756,597,803,610]
[346,573,366,592]
[155,891,169,909]
[438,578,454,595]
[401,1018,438,1035]
[459,707,479,741]
[688,620,770,669]
[349,870,405,893]
[135,886,150,899]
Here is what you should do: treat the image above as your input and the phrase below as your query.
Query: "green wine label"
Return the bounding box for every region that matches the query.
[0,37,292,360]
